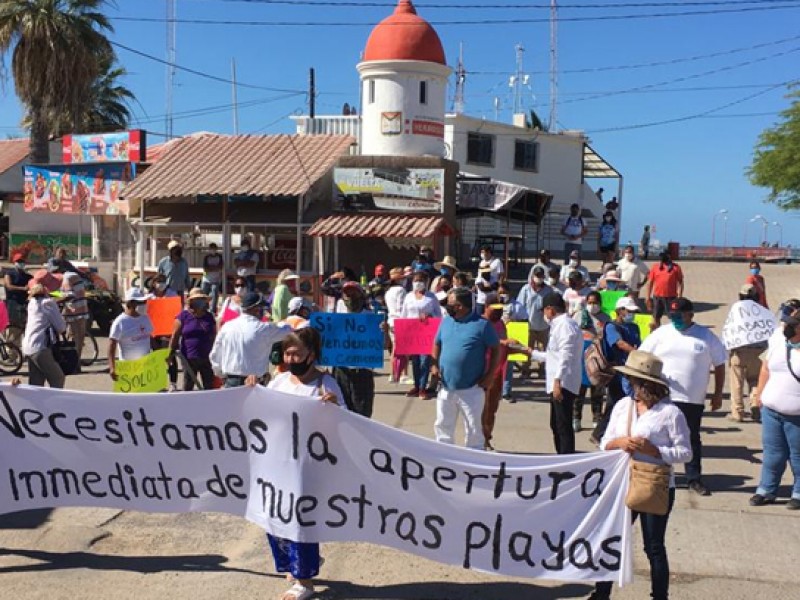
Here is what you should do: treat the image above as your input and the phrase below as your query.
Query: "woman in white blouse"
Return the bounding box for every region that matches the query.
[591,350,691,600]
[384,267,408,383]
[400,270,442,399]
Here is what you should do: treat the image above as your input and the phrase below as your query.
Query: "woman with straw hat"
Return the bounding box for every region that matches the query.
[169,288,217,390]
[590,350,691,600]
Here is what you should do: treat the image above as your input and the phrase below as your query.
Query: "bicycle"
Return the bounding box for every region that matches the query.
[80,329,99,367]
[0,339,23,375]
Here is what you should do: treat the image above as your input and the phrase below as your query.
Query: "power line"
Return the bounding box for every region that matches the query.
[132,93,304,125]
[183,0,800,8]
[112,3,800,26]
[111,40,306,94]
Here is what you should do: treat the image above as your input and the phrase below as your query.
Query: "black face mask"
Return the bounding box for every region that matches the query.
[288,358,313,377]
[445,305,458,317]
[785,323,798,340]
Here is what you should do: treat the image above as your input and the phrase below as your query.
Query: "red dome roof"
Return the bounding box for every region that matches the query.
[363,0,446,65]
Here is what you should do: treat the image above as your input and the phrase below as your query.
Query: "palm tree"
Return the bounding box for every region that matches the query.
[0,0,113,163]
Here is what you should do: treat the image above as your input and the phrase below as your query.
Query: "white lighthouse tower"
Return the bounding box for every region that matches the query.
[358,0,452,157]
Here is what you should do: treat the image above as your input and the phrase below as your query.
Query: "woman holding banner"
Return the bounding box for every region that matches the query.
[266,327,344,600]
[169,288,217,391]
[590,350,691,600]
[109,288,154,383]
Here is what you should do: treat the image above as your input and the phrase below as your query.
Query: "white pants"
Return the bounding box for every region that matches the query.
[435,386,485,450]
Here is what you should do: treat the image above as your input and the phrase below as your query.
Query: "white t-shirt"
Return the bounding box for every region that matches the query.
[617,257,650,292]
[400,292,442,318]
[562,287,591,317]
[267,371,346,408]
[384,285,407,324]
[475,258,504,305]
[639,323,727,405]
[761,332,800,416]
[235,249,258,277]
[109,313,154,360]
[562,215,586,243]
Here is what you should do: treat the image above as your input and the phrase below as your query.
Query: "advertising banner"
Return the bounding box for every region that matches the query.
[23,163,135,216]
[0,384,633,584]
[62,130,146,164]
[334,168,444,213]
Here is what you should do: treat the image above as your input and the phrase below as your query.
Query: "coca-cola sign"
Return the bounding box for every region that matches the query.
[268,240,297,269]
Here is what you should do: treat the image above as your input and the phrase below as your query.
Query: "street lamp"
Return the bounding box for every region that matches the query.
[772,221,783,247]
[711,209,728,247]
[750,215,768,246]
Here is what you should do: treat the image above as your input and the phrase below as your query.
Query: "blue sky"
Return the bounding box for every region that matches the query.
[2,0,799,247]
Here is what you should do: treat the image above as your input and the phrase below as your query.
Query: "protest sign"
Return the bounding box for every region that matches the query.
[506,322,530,362]
[0,384,633,585]
[393,317,442,356]
[309,312,384,368]
[599,291,626,316]
[220,307,240,326]
[113,348,170,393]
[634,313,652,342]
[147,296,183,337]
[721,299,778,350]
[0,301,8,333]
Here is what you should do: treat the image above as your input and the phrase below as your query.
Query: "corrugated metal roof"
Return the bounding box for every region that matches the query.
[307,214,455,238]
[0,139,29,176]
[122,134,355,208]
[583,144,621,178]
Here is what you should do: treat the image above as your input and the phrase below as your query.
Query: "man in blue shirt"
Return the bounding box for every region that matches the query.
[157,240,191,300]
[431,287,500,449]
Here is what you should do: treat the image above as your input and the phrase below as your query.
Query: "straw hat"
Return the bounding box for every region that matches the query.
[167,240,182,250]
[28,283,47,298]
[187,287,210,301]
[434,256,458,270]
[614,350,668,387]
[389,267,405,281]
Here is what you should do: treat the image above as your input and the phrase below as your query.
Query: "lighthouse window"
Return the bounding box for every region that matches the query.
[368,80,376,104]
[467,132,495,166]
[419,81,428,105]
[514,140,539,171]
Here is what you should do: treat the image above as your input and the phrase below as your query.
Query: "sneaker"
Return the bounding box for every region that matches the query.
[503,395,516,403]
[592,419,600,427]
[749,493,776,507]
[168,383,177,393]
[726,413,744,423]
[688,480,711,496]
[399,375,414,385]
[405,387,420,397]
[484,441,495,452]
[388,376,398,384]
[572,418,582,433]
[787,498,800,510]
[750,406,761,423]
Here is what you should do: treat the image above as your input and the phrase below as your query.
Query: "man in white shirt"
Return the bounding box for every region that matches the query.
[524,293,583,454]
[475,246,504,314]
[529,248,558,281]
[560,203,587,257]
[210,291,291,387]
[559,249,591,286]
[617,244,650,299]
[639,297,727,496]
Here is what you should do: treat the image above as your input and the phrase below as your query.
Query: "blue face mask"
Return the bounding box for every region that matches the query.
[623,312,635,323]
[606,282,618,291]
[750,268,760,275]
[788,340,800,350]
[440,267,452,276]
[670,314,689,331]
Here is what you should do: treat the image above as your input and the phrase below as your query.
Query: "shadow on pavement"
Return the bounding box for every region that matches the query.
[703,445,762,464]
[317,579,593,599]
[693,301,724,314]
[0,509,53,529]
[700,473,756,495]
[0,548,269,577]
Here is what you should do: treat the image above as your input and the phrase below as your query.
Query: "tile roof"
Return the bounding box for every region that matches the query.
[122,134,355,209]
[307,214,455,238]
[0,139,29,176]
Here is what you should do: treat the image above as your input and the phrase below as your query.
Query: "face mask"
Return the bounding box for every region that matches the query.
[623,254,633,261]
[544,314,553,325]
[343,297,364,312]
[499,294,509,303]
[548,277,559,286]
[670,314,689,331]
[235,286,245,296]
[533,277,544,286]
[569,259,578,268]
[135,304,148,316]
[413,281,427,293]
[444,304,458,317]
[191,300,208,311]
[173,250,183,258]
[488,312,502,322]
[588,304,601,315]
[480,253,489,261]
[288,358,313,377]
[14,262,25,270]
[440,284,452,293]
[440,267,452,276]
[604,217,612,223]
[623,312,636,323]
[606,282,618,291]
[750,268,760,275]
[155,282,166,291]
[784,323,797,340]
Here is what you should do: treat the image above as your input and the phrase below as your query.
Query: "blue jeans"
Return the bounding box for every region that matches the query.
[502,362,514,397]
[595,488,675,600]
[757,406,800,500]
[201,280,220,314]
[411,355,431,390]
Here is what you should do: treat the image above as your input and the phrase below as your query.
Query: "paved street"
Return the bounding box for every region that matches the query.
[1,260,799,599]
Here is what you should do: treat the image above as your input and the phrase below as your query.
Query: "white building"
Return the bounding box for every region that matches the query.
[293,0,622,260]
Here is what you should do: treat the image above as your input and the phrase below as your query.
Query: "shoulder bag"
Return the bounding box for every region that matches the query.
[624,400,672,516]
[49,328,81,376]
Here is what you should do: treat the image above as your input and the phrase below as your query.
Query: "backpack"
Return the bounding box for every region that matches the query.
[584,337,615,387]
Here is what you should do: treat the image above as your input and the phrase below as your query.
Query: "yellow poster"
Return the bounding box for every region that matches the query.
[113,349,170,393]
[506,322,530,362]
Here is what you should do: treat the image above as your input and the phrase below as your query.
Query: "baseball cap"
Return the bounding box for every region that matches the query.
[739,284,756,297]
[11,252,25,262]
[779,299,800,322]
[669,297,694,313]
[374,264,386,276]
[241,291,264,310]
[531,266,545,278]
[615,297,640,312]
[124,288,151,303]
[288,296,311,314]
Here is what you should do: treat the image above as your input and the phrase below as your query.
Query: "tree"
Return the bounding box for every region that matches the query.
[0,0,113,163]
[747,88,800,210]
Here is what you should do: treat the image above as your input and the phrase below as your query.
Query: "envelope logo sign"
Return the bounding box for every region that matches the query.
[381,112,402,135]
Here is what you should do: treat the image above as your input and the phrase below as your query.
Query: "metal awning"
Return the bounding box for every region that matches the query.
[456,176,553,225]
[307,214,455,238]
[583,144,621,178]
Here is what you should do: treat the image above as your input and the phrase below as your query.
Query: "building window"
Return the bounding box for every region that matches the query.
[467,132,495,166]
[368,80,375,104]
[419,81,428,105]
[514,139,538,171]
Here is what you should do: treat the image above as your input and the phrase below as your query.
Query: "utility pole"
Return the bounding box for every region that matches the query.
[453,43,466,115]
[309,67,316,119]
[165,0,177,140]
[231,58,239,135]
[509,44,529,118]
[549,0,559,132]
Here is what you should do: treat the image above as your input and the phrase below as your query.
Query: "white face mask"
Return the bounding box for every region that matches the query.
[235,286,246,296]
[548,277,559,286]
[14,262,25,270]
[413,281,427,293]
[623,253,633,261]
[532,277,544,286]
[155,282,166,291]
[544,314,553,325]
[480,253,489,261]
[135,304,148,316]
[623,312,636,323]
[569,259,578,268]
[588,304,601,315]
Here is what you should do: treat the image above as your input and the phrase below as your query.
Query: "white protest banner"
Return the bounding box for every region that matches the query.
[0,384,632,585]
[721,299,778,350]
